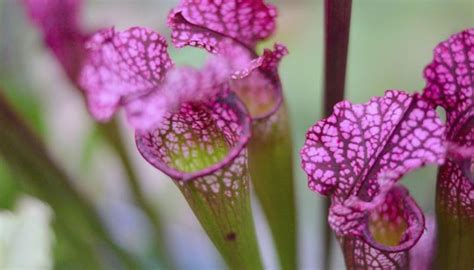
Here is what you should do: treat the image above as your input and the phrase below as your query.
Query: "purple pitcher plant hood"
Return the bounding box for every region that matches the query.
[301,28,474,269]
[168,2,297,269]
[79,27,286,132]
[423,29,474,218]
[168,0,276,54]
[23,0,251,134]
[301,90,446,269]
[76,25,257,181]
[168,0,287,121]
[422,28,474,268]
[23,0,287,159]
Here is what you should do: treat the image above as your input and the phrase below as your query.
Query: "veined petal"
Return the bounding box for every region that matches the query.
[23,0,87,80]
[362,186,424,252]
[423,29,474,138]
[423,28,473,217]
[125,65,230,132]
[338,185,425,270]
[435,151,474,269]
[421,28,474,269]
[442,131,474,211]
[301,90,446,200]
[423,29,474,149]
[328,174,394,237]
[301,90,446,269]
[437,153,474,217]
[79,27,173,122]
[135,90,251,181]
[169,0,288,120]
[329,178,425,250]
[168,0,277,53]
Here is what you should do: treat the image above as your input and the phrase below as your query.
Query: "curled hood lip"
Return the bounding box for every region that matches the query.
[360,186,426,253]
[248,72,284,122]
[135,92,252,182]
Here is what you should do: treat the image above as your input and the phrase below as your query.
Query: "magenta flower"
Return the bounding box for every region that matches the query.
[168,0,276,54]
[24,0,287,133]
[301,90,446,269]
[78,27,174,129]
[74,24,258,180]
[422,28,473,268]
[168,0,286,120]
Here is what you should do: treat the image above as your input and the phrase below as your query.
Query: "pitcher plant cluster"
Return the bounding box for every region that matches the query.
[301,29,474,269]
[0,0,468,269]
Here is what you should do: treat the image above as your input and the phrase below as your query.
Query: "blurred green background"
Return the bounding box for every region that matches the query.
[0,0,472,269]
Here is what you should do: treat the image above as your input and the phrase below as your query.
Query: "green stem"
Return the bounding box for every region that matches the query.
[98,119,175,269]
[435,207,474,270]
[0,90,140,269]
[51,219,102,270]
[322,0,352,269]
[434,163,474,270]
[249,104,297,270]
[175,159,263,270]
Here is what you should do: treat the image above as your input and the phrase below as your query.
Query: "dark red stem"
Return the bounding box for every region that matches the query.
[323,0,352,114]
[322,0,352,269]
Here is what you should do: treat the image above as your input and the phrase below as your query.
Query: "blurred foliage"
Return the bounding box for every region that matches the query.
[0,80,45,134]
[0,157,19,210]
[80,126,104,170]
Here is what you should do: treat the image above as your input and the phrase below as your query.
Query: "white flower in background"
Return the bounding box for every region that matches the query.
[0,197,53,270]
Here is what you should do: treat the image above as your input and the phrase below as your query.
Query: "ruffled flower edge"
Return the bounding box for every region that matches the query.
[168,0,287,122]
[301,90,446,198]
[79,27,174,124]
[167,0,277,53]
[422,28,474,216]
[301,90,445,257]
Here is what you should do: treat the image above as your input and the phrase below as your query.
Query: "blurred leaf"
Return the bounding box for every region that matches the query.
[0,79,45,135]
[0,157,20,210]
[80,124,103,170]
[248,105,297,270]
[0,91,142,269]
[52,221,97,270]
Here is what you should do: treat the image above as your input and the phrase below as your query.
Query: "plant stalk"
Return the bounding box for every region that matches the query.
[322,0,352,269]
[249,104,297,270]
[98,119,175,269]
[434,160,474,270]
[175,153,263,270]
[0,90,140,269]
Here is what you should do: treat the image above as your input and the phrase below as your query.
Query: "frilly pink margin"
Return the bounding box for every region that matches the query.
[301,90,445,261]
